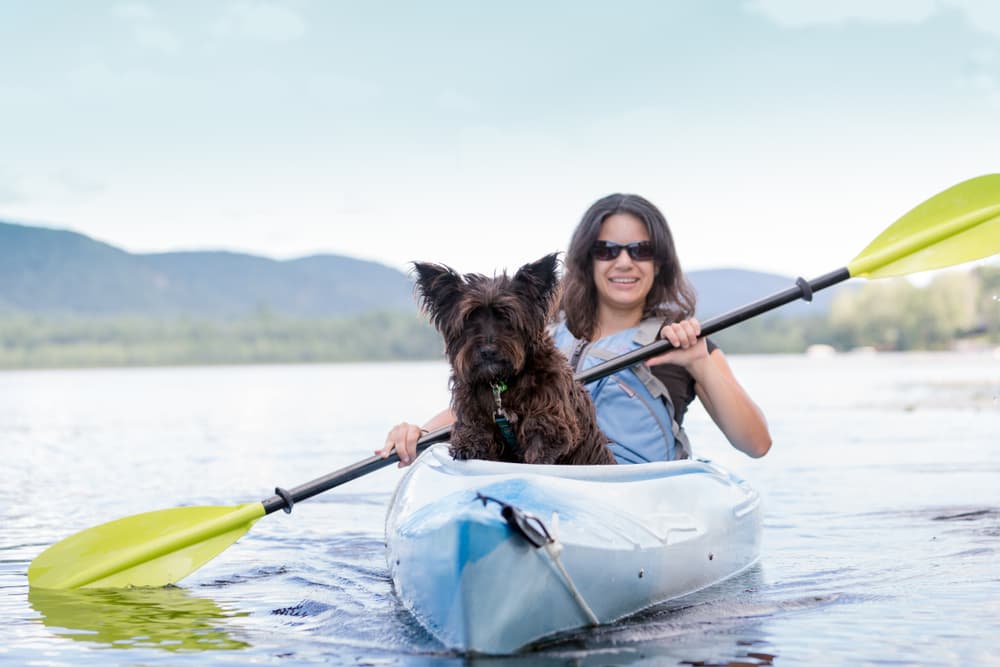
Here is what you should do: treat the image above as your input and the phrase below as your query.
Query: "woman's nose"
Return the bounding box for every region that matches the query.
[613,251,634,268]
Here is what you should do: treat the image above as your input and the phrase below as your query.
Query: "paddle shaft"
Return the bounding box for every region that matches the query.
[261,425,452,514]
[260,267,850,515]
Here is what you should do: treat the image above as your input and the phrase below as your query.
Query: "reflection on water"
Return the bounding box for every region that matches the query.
[28,586,250,651]
[452,567,787,666]
[680,645,777,667]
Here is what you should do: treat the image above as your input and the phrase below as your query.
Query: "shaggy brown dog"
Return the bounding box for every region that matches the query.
[412,253,614,465]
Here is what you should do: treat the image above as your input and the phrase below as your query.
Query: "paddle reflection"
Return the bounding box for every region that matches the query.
[29,586,250,651]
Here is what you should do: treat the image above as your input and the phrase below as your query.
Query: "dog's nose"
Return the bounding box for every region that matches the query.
[479,345,500,361]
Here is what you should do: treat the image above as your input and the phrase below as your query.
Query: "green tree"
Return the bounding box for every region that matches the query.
[828,279,918,350]
[974,266,1000,342]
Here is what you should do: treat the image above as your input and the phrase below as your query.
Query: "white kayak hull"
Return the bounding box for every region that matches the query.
[385,444,762,654]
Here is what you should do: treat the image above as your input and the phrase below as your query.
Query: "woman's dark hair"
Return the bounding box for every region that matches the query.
[560,193,696,340]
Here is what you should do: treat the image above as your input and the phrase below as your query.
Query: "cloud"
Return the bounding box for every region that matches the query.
[958,70,1000,108]
[213,1,307,43]
[111,2,181,53]
[436,89,480,114]
[950,0,1000,36]
[305,72,383,104]
[51,170,106,199]
[68,60,162,96]
[744,0,937,27]
[132,25,182,53]
[958,45,1000,107]
[111,2,155,22]
[745,0,1000,35]
[0,177,26,204]
[2,165,103,208]
[0,169,106,207]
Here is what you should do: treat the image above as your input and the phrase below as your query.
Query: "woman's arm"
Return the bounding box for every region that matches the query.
[689,348,771,457]
[375,408,456,466]
[650,319,772,458]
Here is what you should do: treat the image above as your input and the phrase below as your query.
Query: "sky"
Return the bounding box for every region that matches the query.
[1,0,998,278]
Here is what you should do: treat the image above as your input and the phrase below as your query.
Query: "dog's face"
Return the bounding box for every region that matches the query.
[412,253,560,385]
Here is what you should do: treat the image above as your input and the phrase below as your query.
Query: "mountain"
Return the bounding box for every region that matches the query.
[0,221,417,317]
[0,219,839,319]
[687,268,844,321]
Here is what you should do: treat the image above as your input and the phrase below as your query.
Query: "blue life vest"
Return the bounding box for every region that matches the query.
[551,319,692,464]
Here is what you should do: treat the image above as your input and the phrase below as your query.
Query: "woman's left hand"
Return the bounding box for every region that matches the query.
[646,317,709,368]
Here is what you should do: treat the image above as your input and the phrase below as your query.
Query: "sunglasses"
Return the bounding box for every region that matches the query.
[591,240,655,262]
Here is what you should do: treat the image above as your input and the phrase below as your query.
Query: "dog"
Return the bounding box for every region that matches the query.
[412,253,615,465]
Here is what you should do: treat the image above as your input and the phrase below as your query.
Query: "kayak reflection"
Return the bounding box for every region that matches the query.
[29,586,250,651]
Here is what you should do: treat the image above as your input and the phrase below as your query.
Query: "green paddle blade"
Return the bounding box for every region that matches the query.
[848,174,1000,279]
[28,502,265,590]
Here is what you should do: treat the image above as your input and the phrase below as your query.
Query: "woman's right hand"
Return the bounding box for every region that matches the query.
[647,318,709,370]
[376,422,425,467]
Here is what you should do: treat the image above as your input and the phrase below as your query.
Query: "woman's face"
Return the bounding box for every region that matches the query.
[592,213,656,317]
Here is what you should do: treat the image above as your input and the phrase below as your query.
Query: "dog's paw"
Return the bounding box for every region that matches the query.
[519,435,558,465]
[448,445,473,460]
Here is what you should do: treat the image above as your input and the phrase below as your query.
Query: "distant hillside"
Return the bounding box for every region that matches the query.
[0,219,839,321]
[0,221,416,317]
[687,268,843,320]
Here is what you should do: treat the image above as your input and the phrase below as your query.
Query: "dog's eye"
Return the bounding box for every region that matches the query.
[492,304,513,319]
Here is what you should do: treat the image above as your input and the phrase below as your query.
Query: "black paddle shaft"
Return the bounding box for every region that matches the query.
[261,267,851,515]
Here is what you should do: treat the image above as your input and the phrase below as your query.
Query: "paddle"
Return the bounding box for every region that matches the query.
[28,173,1000,590]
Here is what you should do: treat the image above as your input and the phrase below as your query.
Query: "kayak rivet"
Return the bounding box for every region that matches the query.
[396,559,400,565]
[708,553,714,561]
[638,568,644,579]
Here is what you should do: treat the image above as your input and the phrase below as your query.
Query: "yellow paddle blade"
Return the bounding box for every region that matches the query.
[28,502,265,590]
[848,174,1000,279]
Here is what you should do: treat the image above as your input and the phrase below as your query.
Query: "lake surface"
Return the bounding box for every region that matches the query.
[1,353,999,666]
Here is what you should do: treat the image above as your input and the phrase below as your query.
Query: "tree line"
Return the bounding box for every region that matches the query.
[0,311,443,369]
[1,266,997,369]
[711,266,1000,353]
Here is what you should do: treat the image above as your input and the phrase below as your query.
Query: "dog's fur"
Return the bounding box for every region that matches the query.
[412,253,614,465]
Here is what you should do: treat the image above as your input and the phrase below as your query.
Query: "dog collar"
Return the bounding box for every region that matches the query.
[491,381,508,409]
[491,381,518,456]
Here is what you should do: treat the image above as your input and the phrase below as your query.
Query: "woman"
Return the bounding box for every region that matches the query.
[378,193,771,465]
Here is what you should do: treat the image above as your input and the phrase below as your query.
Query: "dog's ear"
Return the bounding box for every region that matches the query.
[411,261,464,330]
[512,252,560,306]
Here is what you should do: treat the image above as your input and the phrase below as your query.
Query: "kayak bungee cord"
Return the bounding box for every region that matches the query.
[475,493,600,626]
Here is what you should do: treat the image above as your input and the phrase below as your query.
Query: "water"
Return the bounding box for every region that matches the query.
[1,353,998,666]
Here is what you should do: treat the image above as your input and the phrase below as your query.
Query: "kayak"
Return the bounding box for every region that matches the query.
[384,443,762,654]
